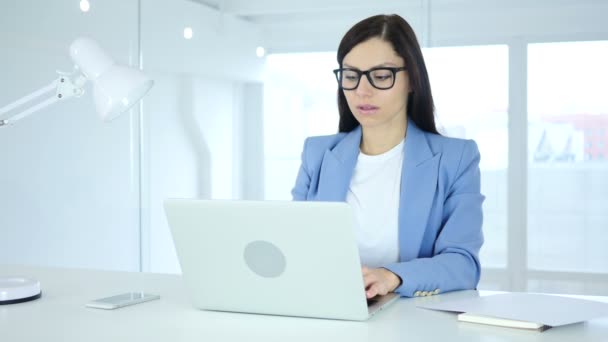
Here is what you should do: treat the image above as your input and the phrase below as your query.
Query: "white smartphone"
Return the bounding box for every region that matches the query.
[85,292,160,310]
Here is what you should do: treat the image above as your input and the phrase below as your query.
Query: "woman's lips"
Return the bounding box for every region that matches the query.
[357,104,379,115]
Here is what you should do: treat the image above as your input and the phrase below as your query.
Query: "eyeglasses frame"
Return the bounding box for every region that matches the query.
[332,66,407,90]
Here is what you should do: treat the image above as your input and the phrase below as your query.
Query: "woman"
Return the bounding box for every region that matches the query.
[291,14,484,299]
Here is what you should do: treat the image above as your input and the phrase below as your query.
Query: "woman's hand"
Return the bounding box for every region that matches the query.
[362,266,402,299]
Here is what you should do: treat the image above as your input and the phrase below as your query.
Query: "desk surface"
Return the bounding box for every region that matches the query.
[1,264,607,342]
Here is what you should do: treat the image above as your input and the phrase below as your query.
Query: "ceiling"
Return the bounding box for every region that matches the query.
[187,0,607,21]
[185,0,608,53]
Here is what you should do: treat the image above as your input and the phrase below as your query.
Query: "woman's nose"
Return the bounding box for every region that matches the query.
[355,75,374,96]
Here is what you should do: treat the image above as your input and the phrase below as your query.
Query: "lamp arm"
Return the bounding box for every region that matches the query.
[0,72,87,127]
[0,80,57,114]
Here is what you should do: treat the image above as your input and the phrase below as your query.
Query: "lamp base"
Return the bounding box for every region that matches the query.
[0,277,41,305]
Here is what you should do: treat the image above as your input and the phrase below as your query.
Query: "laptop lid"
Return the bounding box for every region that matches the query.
[164,199,382,321]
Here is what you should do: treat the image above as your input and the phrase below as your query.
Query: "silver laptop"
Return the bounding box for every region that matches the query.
[164,199,399,321]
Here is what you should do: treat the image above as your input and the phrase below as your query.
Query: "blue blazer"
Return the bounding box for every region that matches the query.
[291,119,484,297]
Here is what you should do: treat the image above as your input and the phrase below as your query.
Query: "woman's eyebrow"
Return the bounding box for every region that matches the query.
[343,62,399,69]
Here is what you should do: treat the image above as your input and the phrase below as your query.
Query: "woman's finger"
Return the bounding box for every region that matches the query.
[376,283,389,296]
[366,284,378,298]
[363,272,378,288]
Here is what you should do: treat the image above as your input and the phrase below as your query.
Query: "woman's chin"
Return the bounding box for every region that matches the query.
[355,115,385,128]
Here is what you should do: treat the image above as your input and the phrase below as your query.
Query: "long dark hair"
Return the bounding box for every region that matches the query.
[336,14,438,134]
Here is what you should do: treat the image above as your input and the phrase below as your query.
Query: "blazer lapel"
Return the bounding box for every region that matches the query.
[316,127,361,202]
[399,120,441,261]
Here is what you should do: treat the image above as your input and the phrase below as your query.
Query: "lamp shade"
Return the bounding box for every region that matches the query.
[69,37,153,121]
[91,64,154,121]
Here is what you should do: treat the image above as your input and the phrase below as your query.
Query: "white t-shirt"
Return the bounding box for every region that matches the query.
[346,139,404,268]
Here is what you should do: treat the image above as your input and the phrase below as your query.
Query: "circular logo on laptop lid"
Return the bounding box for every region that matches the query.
[243,240,286,278]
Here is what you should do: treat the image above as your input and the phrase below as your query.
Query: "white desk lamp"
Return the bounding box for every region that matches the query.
[0,37,153,305]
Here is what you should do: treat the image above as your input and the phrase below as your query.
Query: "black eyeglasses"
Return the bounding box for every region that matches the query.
[333,67,407,90]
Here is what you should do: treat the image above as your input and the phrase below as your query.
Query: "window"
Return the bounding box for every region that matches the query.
[263,52,338,200]
[528,41,608,277]
[424,45,509,269]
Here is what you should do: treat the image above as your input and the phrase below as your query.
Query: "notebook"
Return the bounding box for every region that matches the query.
[457,312,549,331]
[417,292,608,331]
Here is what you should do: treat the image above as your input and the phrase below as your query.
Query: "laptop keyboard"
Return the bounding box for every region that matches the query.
[366,298,378,307]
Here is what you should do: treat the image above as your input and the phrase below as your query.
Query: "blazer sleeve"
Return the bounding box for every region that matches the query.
[291,138,311,201]
[384,140,485,297]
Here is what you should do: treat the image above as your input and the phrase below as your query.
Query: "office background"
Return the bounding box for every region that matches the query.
[0,0,606,295]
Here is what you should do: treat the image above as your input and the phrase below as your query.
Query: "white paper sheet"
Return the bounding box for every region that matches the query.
[417,293,608,327]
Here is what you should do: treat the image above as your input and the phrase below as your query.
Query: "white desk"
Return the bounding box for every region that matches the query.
[1,264,608,341]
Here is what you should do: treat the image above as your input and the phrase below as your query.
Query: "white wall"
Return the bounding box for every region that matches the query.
[142,73,240,273]
[0,0,266,273]
[0,0,141,271]
[140,0,266,273]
